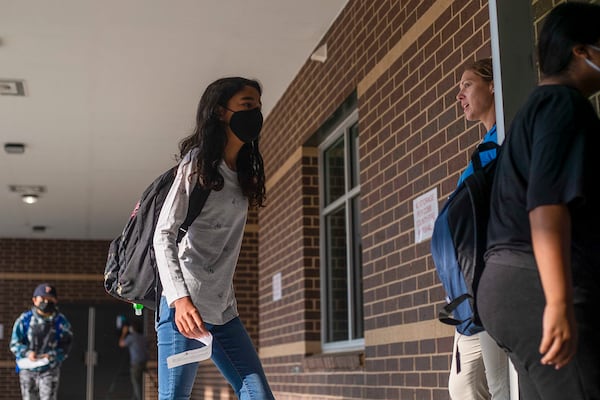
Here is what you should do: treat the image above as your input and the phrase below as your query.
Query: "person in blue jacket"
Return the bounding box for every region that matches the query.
[10,283,73,400]
[447,58,509,400]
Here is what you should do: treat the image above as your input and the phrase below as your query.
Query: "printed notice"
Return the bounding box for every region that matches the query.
[272,272,282,301]
[413,188,438,243]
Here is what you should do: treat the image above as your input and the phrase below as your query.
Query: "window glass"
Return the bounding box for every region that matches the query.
[325,205,349,343]
[320,111,363,350]
[323,136,345,206]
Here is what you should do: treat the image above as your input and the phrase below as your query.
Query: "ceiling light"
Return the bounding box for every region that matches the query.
[0,79,26,96]
[9,185,45,204]
[22,194,39,204]
[4,143,26,154]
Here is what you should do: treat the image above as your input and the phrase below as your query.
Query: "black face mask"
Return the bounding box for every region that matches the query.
[36,300,56,314]
[227,107,263,143]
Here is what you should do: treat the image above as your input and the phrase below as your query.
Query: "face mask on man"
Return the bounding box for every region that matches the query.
[225,107,263,143]
[36,300,56,314]
[585,45,600,73]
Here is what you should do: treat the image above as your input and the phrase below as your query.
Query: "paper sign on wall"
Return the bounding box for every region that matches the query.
[413,187,438,243]
[272,272,282,301]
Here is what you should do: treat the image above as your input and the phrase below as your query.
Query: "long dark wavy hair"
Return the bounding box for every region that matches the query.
[178,77,266,207]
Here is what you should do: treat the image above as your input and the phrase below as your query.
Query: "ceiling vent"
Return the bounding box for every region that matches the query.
[4,143,26,154]
[9,185,46,195]
[0,79,26,96]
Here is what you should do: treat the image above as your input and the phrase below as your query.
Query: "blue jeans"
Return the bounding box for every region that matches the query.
[156,297,275,400]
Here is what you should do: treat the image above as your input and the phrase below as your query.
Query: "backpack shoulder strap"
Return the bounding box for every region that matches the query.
[471,141,500,170]
[14,310,33,373]
[176,185,211,244]
[23,310,62,339]
[22,310,33,335]
[438,293,472,325]
[53,314,63,340]
[154,184,210,316]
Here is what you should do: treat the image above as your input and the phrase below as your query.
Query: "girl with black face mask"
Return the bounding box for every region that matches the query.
[153,77,274,400]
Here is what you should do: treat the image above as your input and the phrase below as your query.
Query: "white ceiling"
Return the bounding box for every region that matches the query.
[0,0,348,240]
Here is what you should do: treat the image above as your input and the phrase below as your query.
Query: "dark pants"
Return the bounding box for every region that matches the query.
[478,262,600,400]
[130,362,146,400]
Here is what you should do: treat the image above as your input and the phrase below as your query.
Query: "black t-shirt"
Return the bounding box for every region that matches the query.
[486,85,600,283]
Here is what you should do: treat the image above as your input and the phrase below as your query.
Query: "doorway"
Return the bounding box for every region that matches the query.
[57,303,144,400]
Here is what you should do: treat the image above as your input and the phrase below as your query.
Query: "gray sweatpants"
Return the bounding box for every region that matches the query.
[18,367,60,400]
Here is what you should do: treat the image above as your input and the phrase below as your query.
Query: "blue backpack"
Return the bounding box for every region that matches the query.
[430,141,500,336]
[15,310,62,372]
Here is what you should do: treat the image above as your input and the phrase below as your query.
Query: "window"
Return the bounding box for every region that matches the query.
[320,111,364,351]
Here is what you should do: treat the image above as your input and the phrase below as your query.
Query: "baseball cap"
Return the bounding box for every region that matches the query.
[32,283,57,299]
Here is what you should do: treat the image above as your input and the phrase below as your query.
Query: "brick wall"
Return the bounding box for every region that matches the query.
[257,0,570,399]
[0,232,259,399]
[0,239,113,399]
[2,1,593,400]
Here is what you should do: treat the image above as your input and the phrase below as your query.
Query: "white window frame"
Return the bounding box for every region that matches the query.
[318,110,364,352]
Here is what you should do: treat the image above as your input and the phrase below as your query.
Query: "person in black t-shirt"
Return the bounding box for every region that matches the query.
[477,3,600,400]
